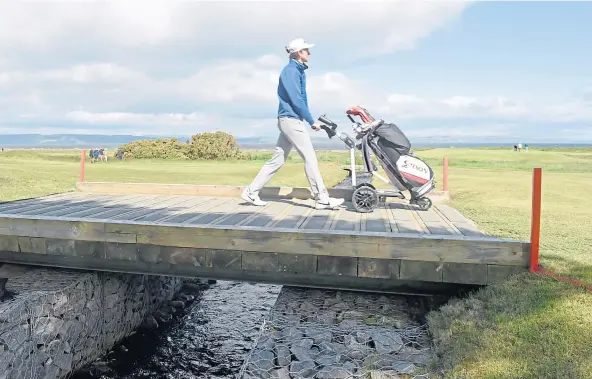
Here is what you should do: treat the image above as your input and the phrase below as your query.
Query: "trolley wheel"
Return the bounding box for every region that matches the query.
[352,184,379,213]
[354,182,376,190]
[415,197,432,210]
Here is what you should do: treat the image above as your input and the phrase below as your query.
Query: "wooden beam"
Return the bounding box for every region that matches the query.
[0,214,530,266]
[0,247,524,291]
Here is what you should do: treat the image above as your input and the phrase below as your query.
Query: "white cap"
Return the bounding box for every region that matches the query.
[285,38,315,54]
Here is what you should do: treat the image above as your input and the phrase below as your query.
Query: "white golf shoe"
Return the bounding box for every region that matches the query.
[241,187,267,206]
[315,197,345,210]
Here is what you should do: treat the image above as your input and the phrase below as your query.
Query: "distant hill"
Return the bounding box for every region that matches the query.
[1,133,590,150]
[0,134,168,148]
[0,133,347,150]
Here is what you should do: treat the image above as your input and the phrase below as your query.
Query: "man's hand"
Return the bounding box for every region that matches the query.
[311,120,322,131]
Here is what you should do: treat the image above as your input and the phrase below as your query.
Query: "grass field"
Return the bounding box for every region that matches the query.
[1,146,592,379]
[0,149,351,202]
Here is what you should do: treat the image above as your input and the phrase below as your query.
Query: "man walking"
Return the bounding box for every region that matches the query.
[241,38,345,210]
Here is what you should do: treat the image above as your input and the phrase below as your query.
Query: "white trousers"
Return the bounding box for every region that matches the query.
[246,117,329,201]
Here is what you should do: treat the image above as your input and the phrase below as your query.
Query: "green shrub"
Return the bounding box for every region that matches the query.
[118,131,248,161]
[116,131,353,162]
[119,138,189,160]
[185,131,241,160]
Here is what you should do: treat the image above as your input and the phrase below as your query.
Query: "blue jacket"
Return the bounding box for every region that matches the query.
[277,59,314,126]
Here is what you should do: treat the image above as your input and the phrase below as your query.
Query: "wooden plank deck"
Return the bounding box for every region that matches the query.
[0,184,529,294]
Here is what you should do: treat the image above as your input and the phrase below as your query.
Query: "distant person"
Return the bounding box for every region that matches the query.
[241,38,344,210]
[99,148,107,162]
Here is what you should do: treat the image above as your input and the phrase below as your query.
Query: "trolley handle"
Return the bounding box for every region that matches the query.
[317,114,338,138]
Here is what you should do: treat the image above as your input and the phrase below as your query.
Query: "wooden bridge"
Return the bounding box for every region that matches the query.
[0,182,530,295]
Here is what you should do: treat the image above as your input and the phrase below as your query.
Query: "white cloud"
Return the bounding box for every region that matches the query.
[404,124,514,140]
[384,94,531,119]
[65,110,219,127]
[556,126,592,142]
[308,72,385,114]
[544,100,592,122]
[2,43,592,143]
[1,0,590,145]
[0,63,148,88]
[2,53,592,138]
[176,55,281,105]
[0,1,470,65]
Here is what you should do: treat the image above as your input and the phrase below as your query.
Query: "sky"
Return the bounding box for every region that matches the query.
[0,0,591,144]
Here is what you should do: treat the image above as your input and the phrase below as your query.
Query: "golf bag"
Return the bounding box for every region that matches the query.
[318,105,436,211]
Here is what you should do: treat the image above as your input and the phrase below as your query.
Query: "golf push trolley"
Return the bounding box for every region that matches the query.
[317,106,436,213]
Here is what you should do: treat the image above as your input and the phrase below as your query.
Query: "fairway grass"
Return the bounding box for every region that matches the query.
[1,147,592,379]
[424,169,592,378]
[0,149,348,202]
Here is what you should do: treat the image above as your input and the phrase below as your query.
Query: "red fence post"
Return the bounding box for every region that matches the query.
[443,157,449,192]
[530,167,542,272]
[529,168,592,292]
[80,149,86,183]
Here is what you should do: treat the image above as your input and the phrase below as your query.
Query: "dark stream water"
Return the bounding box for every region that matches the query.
[72,280,282,379]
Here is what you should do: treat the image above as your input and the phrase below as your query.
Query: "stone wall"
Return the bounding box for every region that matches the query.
[0,265,183,379]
